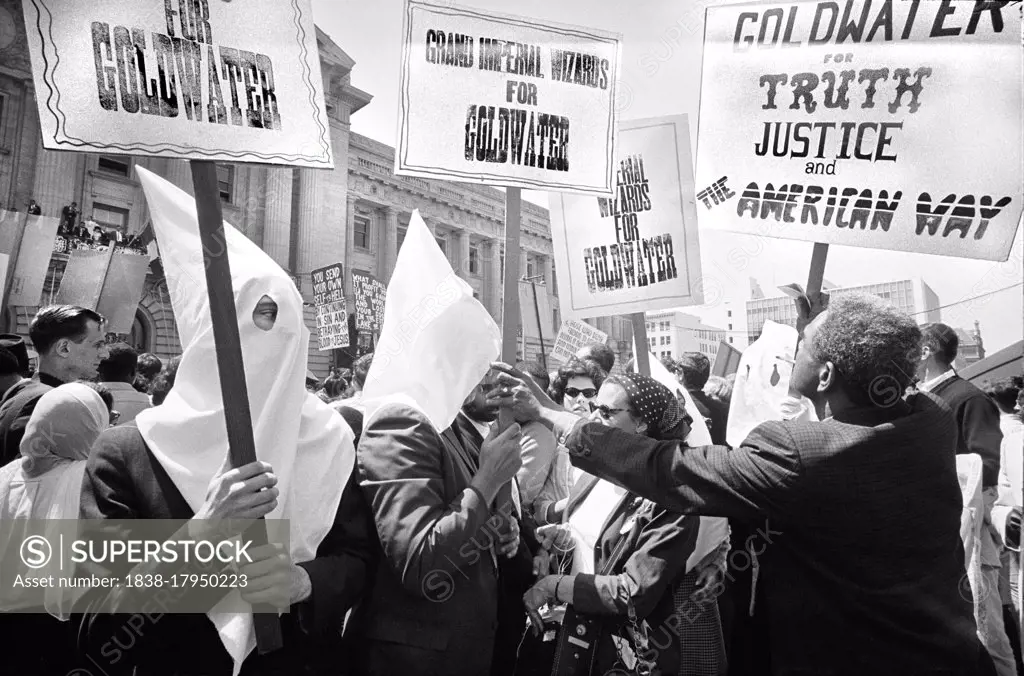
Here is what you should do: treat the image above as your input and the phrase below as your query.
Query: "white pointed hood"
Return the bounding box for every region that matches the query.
[362,209,500,431]
[134,167,353,672]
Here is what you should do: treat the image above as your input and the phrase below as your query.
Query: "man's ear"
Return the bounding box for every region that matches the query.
[818,361,837,393]
[52,338,71,359]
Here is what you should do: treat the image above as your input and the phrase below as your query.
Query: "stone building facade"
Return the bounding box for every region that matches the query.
[0,3,632,377]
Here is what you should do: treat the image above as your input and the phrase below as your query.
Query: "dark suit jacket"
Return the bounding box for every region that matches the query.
[351,403,503,676]
[75,424,375,676]
[930,375,1003,488]
[0,372,64,466]
[561,392,982,676]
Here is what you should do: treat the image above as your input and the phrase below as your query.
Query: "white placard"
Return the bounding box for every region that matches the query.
[550,318,608,364]
[550,115,704,319]
[695,0,1023,261]
[396,0,622,196]
[21,0,333,167]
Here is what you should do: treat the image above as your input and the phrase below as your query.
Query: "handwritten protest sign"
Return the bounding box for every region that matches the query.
[396,0,622,195]
[352,272,387,333]
[550,115,704,319]
[694,0,1023,261]
[311,263,349,351]
[21,0,333,168]
[550,318,608,364]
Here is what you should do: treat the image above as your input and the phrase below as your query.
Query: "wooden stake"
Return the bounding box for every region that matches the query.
[797,242,829,336]
[190,160,283,655]
[630,313,651,377]
[500,188,522,363]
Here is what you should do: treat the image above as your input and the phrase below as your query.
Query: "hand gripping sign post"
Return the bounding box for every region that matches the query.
[550,115,705,376]
[694,0,1023,333]
[395,0,622,382]
[21,0,337,652]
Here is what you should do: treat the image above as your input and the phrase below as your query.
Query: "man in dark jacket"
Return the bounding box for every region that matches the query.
[918,322,1012,676]
[350,373,524,676]
[496,292,993,676]
[677,351,727,445]
[0,306,107,465]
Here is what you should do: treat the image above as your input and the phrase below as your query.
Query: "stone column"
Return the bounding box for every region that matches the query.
[262,167,293,270]
[31,145,77,218]
[487,239,502,319]
[344,195,358,297]
[543,255,554,290]
[382,207,399,282]
[163,159,193,196]
[455,230,471,279]
[519,250,529,280]
[295,168,320,287]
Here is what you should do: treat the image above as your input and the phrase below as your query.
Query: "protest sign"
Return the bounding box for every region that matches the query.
[0,213,61,307]
[396,0,622,196]
[712,340,743,378]
[97,252,152,334]
[352,273,387,333]
[21,0,333,168]
[550,318,608,364]
[694,0,1023,261]
[550,115,704,319]
[311,263,349,351]
[518,281,553,340]
[54,247,115,313]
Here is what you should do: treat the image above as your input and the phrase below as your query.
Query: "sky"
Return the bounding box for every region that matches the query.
[311,0,1024,354]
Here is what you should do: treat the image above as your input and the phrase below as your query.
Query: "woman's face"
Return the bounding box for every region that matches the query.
[563,375,597,414]
[589,383,643,435]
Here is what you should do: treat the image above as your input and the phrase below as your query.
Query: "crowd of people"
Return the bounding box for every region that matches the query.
[3,198,150,254]
[0,284,1018,676]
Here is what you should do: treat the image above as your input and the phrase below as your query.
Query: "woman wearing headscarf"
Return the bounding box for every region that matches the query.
[520,374,727,676]
[0,382,109,675]
[72,168,376,676]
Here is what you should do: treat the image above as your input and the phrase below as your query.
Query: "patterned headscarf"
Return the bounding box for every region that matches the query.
[606,373,691,441]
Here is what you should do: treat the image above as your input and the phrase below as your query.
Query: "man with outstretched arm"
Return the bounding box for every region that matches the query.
[491,292,994,676]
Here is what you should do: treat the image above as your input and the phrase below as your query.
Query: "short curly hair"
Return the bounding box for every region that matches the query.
[809,292,921,407]
[548,358,607,405]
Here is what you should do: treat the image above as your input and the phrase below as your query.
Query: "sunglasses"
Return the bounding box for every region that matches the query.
[589,402,627,419]
[565,387,597,399]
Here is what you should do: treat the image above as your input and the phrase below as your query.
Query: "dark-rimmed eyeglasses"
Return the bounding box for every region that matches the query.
[589,402,627,419]
[565,387,596,399]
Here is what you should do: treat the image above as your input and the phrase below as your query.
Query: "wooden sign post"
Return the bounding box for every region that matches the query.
[191,161,283,653]
[631,314,651,377]
[500,188,523,364]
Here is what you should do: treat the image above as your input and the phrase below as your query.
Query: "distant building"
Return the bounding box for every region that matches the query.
[746,278,941,343]
[644,310,726,367]
[952,321,986,371]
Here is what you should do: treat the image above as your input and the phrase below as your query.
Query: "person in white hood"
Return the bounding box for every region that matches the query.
[72,168,375,676]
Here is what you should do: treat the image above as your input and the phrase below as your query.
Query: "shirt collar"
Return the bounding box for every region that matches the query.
[459,411,492,441]
[918,369,956,393]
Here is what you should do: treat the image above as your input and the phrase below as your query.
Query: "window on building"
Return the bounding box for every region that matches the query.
[727,310,732,317]
[729,337,734,344]
[397,227,407,250]
[91,203,129,233]
[469,245,480,274]
[98,156,131,177]
[216,165,234,203]
[728,323,733,330]
[526,256,538,279]
[354,214,371,249]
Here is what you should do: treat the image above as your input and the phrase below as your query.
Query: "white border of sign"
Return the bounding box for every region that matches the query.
[395,0,622,196]
[550,115,705,320]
